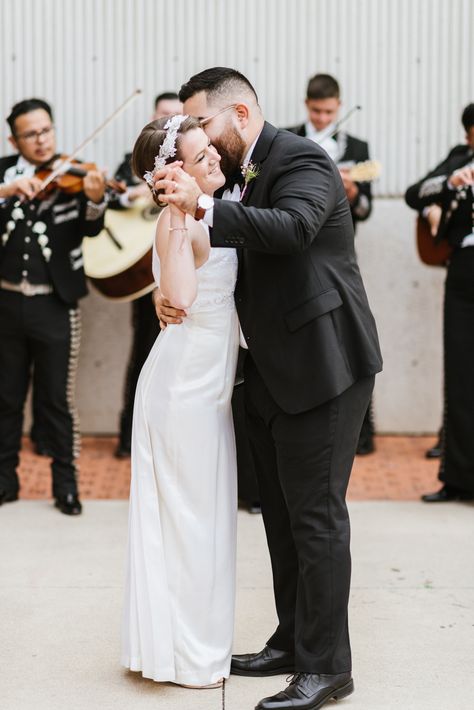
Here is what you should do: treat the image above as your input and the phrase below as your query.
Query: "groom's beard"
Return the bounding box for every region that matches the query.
[212,124,246,178]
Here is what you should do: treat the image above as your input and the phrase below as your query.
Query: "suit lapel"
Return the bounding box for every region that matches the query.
[240,121,278,206]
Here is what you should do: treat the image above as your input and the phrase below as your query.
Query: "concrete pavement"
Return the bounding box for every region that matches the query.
[1,500,473,710]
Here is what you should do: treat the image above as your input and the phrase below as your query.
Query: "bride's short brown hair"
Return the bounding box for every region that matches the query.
[132,115,201,203]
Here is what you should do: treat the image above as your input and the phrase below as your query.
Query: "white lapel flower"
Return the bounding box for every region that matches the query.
[37,235,49,248]
[6,220,16,233]
[32,221,47,234]
[42,246,52,262]
[11,207,25,221]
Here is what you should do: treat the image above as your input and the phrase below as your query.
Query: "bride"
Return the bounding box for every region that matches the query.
[121,114,240,688]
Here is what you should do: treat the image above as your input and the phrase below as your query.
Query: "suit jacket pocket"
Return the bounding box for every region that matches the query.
[284,288,343,333]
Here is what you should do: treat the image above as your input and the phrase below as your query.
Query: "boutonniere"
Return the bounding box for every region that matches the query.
[240,161,260,201]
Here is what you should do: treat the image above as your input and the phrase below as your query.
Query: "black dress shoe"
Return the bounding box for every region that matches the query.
[54,493,83,515]
[356,434,375,455]
[425,443,442,459]
[256,672,354,710]
[231,646,295,677]
[33,442,52,457]
[421,484,473,503]
[0,489,19,506]
[114,444,131,459]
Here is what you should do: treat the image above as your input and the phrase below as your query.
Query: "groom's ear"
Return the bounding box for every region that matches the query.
[234,103,250,127]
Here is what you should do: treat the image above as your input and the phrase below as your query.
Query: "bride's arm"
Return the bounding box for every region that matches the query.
[156,204,198,310]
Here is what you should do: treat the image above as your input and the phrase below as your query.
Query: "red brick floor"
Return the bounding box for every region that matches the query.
[17,435,440,501]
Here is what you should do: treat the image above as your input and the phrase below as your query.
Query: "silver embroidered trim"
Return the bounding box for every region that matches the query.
[143,114,189,188]
[54,209,80,224]
[52,198,80,213]
[419,175,446,198]
[85,200,107,221]
[67,308,82,460]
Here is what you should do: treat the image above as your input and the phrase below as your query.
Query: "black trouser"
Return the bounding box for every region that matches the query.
[244,355,374,673]
[118,294,160,450]
[0,290,80,497]
[232,348,259,504]
[440,247,474,493]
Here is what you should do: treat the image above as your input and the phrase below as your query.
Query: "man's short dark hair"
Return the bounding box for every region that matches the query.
[154,92,179,109]
[7,98,53,134]
[306,74,340,101]
[179,67,258,105]
[461,103,474,132]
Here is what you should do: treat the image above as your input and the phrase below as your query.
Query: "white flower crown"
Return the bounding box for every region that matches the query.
[143,114,189,189]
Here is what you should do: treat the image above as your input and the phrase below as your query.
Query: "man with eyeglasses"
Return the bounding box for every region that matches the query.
[153,67,382,710]
[0,97,107,515]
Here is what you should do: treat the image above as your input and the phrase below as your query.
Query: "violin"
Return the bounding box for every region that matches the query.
[34,155,126,199]
[30,88,142,200]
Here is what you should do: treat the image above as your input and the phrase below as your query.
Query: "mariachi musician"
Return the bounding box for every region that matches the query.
[405,103,474,503]
[286,73,375,455]
[0,98,107,515]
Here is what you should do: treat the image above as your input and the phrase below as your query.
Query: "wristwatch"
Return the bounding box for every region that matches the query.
[194,193,214,221]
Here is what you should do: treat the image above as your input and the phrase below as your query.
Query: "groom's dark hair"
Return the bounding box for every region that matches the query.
[179,67,258,105]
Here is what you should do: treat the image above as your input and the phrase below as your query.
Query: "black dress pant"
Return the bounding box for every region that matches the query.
[0,290,80,497]
[440,247,474,493]
[118,294,160,449]
[232,348,259,505]
[244,355,374,673]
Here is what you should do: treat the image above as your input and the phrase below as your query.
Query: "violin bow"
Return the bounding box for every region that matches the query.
[37,88,142,193]
[314,104,362,144]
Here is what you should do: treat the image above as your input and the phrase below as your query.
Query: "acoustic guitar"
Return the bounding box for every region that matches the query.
[416,215,452,267]
[83,198,159,301]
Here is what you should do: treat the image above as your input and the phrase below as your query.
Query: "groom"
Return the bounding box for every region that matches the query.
[154,67,382,710]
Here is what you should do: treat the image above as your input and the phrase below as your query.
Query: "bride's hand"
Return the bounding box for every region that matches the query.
[154,165,201,216]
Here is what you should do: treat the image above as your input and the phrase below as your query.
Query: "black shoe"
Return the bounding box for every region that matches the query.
[421,484,473,503]
[256,672,354,710]
[425,444,442,459]
[114,444,131,459]
[0,489,19,506]
[54,493,82,515]
[34,442,52,457]
[356,434,375,455]
[248,501,262,514]
[231,646,295,677]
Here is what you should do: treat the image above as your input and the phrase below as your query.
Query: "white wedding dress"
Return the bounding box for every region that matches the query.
[121,222,240,685]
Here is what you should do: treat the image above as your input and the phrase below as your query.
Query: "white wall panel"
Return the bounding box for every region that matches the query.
[1,0,472,433]
[1,0,472,195]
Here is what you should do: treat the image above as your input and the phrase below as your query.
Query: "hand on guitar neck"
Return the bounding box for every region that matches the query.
[338,160,381,204]
[425,204,442,236]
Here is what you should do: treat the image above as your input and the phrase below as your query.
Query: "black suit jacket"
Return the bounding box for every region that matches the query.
[286,123,372,228]
[0,154,105,305]
[405,145,474,247]
[211,122,382,414]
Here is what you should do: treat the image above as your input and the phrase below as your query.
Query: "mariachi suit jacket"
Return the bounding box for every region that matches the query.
[405,144,473,248]
[0,154,106,305]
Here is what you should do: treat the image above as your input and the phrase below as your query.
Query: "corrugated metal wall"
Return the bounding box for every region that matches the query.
[1,0,472,195]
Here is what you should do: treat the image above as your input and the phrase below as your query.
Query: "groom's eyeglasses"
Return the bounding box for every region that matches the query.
[199,104,237,126]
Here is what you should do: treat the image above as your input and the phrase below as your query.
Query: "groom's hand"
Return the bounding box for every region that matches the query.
[153,163,201,216]
[152,288,187,329]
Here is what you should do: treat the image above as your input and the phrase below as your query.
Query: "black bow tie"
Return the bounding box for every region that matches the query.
[223,169,244,192]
